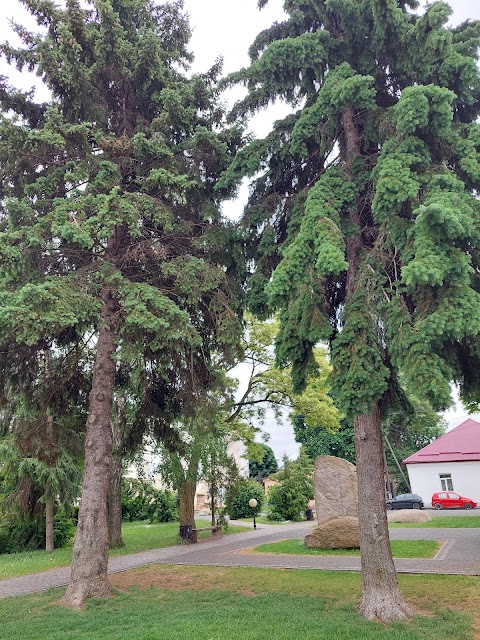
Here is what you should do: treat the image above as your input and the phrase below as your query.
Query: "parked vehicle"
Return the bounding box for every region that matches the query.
[386,493,424,510]
[431,492,477,510]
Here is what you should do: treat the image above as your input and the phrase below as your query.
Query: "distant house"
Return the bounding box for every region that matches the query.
[263,478,279,494]
[127,439,249,514]
[403,418,480,506]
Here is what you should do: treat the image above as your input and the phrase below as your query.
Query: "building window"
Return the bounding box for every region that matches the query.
[439,473,453,491]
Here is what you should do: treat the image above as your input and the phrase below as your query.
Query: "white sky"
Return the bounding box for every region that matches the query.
[0,0,479,460]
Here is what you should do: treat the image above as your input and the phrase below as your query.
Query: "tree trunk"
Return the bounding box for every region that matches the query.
[45,492,54,552]
[45,412,55,552]
[210,482,216,527]
[210,449,217,526]
[61,291,118,608]
[354,406,412,620]
[108,400,125,549]
[178,480,196,542]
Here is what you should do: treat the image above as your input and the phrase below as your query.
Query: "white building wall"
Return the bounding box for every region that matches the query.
[406,461,480,506]
[228,440,249,478]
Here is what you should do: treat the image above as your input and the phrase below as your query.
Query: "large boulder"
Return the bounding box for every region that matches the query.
[314,456,358,525]
[304,516,360,549]
[387,509,432,523]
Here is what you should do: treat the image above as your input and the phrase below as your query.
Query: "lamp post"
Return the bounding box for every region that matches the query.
[248,498,258,530]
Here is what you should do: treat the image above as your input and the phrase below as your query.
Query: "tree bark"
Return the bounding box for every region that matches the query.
[107,399,125,549]
[178,480,196,542]
[210,481,216,527]
[45,492,54,552]
[354,407,412,620]
[61,290,118,608]
[45,412,55,552]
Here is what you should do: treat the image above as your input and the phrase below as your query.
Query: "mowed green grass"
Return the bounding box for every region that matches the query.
[390,516,480,528]
[0,521,248,580]
[252,538,440,558]
[0,566,476,640]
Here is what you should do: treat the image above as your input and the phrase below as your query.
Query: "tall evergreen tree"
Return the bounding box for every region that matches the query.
[219,0,480,620]
[0,0,243,606]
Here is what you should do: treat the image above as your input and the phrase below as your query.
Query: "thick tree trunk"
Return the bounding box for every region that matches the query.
[61,291,118,608]
[108,403,125,549]
[178,480,196,542]
[45,492,54,553]
[354,407,412,620]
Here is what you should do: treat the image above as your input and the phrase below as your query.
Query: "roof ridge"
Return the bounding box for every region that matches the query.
[403,417,480,464]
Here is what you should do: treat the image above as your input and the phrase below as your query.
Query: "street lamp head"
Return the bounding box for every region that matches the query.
[248,498,258,529]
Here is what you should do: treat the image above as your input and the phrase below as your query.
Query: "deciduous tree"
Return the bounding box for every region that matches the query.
[249,442,278,480]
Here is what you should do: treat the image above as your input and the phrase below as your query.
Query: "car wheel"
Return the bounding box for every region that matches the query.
[434,503,442,510]
[412,503,420,509]
[387,504,393,510]
[464,503,473,510]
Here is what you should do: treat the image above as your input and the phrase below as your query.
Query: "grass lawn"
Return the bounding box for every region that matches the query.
[390,516,480,528]
[252,538,440,558]
[0,521,249,580]
[0,566,477,640]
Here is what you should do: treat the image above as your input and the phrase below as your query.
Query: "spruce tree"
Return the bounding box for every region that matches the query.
[220,0,480,620]
[0,0,242,606]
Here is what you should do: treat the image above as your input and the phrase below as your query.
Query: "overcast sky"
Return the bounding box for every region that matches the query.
[0,0,479,459]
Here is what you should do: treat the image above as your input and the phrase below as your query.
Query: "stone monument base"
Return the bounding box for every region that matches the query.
[304,516,360,549]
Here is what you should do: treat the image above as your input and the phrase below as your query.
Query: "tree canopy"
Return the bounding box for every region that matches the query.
[0,0,244,606]
[220,0,480,621]
[249,442,278,480]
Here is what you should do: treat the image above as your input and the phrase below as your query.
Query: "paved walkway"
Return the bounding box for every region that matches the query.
[0,521,479,600]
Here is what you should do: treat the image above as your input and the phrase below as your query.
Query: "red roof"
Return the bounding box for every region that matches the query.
[403,418,480,464]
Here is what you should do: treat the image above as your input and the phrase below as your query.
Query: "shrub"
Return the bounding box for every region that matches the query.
[266,456,314,521]
[225,479,264,519]
[121,477,177,523]
[265,509,285,522]
[0,514,75,554]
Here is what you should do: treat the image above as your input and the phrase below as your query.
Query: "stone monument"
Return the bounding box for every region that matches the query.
[304,455,360,549]
[314,455,358,524]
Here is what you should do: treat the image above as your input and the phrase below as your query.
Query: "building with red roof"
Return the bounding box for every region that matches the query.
[403,418,480,506]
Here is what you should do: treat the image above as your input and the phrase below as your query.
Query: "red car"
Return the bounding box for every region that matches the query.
[431,492,477,510]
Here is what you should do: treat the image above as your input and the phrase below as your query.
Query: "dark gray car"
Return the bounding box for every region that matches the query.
[386,493,424,510]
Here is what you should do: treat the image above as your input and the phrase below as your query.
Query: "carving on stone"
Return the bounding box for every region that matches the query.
[305,456,360,549]
[314,455,358,525]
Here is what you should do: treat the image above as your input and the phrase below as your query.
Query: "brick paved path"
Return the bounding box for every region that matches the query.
[0,521,478,600]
